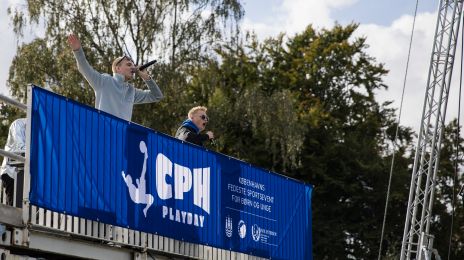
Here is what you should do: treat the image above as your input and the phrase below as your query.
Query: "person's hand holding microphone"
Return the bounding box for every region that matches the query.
[206,131,216,145]
[136,60,157,80]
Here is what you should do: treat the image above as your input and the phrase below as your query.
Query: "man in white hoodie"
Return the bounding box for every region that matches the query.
[0,118,26,205]
[67,34,163,121]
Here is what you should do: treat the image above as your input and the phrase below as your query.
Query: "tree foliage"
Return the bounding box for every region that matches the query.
[7,0,243,131]
[172,24,423,259]
[430,120,464,259]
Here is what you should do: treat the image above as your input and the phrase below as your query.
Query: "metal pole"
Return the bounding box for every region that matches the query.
[0,94,27,111]
[0,149,25,162]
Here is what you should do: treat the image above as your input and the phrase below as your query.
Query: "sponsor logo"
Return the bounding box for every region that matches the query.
[252,224,260,242]
[251,225,278,246]
[238,220,246,239]
[225,216,233,238]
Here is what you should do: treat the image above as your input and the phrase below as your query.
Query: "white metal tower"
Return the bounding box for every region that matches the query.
[400,0,464,259]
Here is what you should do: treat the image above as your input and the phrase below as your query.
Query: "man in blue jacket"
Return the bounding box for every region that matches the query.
[175,106,214,147]
[67,34,163,121]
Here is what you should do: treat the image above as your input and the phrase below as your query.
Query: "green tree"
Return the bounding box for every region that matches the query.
[193,34,307,172]
[278,24,402,259]
[429,119,464,260]
[188,24,415,258]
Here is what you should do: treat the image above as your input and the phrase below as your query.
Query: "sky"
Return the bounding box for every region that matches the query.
[240,0,441,132]
[0,0,453,131]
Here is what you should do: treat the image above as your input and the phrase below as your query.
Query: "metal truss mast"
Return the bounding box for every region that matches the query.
[400,0,464,259]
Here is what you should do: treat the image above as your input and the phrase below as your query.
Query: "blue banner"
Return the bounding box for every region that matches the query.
[29,86,313,259]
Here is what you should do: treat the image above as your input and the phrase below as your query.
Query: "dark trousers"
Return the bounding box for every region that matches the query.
[1,174,14,206]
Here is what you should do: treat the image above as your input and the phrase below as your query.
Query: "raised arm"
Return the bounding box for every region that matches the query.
[67,34,81,51]
[67,34,104,90]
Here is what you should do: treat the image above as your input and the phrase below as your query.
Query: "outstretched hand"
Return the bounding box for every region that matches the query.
[67,34,81,51]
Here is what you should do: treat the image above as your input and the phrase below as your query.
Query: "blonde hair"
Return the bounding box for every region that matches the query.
[188,106,207,119]
[112,56,131,73]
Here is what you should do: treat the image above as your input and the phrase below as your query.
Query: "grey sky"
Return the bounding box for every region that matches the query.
[332,0,436,25]
[239,0,445,131]
[242,0,436,29]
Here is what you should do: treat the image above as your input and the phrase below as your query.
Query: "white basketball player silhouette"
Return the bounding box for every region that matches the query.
[122,141,154,217]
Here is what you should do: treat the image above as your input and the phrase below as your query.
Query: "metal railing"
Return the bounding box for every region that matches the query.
[0,94,26,111]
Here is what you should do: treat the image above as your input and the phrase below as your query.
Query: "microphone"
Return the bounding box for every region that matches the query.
[210,137,218,146]
[139,60,157,71]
